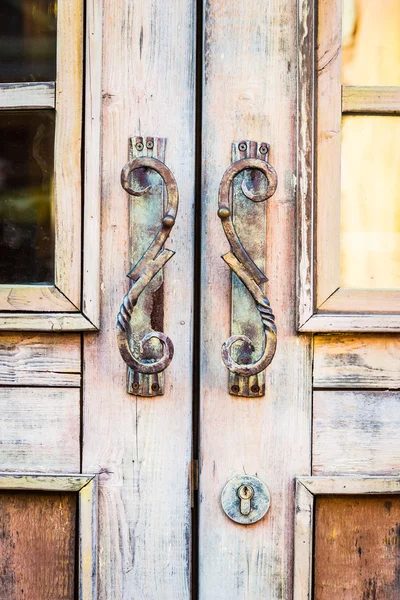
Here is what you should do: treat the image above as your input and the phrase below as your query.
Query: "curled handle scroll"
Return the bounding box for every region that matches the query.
[116,157,178,374]
[218,157,278,377]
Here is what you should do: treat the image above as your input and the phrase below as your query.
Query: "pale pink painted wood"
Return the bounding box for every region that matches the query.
[199,1,312,597]
[82,0,196,597]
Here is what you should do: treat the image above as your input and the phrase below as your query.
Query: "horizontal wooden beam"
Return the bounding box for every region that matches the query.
[342,85,400,114]
[0,82,55,110]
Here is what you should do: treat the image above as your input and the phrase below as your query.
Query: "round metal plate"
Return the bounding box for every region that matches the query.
[221,475,271,525]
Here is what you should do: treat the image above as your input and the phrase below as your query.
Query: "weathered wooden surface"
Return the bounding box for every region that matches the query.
[315,0,341,306]
[293,481,313,600]
[318,288,400,313]
[300,313,400,332]
[199,0,312,597]
[0,82,55,109]
[0,285,78,313]
[0,313,97,331]
[314,334,400,388]
[82,0,103,328]
[82,0,196,597]
[343,86,400,114]
[0,474,94,492]
[79,477,98,600]
[297,0,315,328]
[54,0,83,308]
[0,491,76,600]
[313,391,400,475]
[314,495,400,599]
[0,334,80,387]
[0,388,80,473]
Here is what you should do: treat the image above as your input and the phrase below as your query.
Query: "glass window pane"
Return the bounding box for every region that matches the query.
[340,115,400,289]
[0,111,55,285]
[342,0,400,86]
[0,1,57,83]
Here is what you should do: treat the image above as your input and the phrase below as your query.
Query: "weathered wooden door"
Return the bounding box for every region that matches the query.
[2,0,400,598]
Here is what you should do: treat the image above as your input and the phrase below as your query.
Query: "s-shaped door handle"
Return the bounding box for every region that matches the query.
[116,137,178,395]
[218,141,278,396]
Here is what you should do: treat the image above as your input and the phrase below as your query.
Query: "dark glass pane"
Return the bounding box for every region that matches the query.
[0,1,57,83]
[0,111,55,284]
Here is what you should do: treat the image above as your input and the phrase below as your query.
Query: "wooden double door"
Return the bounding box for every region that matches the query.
[2,0,400,598]
[84,1,308,597]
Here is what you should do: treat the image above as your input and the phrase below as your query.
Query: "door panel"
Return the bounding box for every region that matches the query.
[314,495,400,599]
[82,1,196,598]
[199,1,311,597]
[0,491,77,600]
[313,390,400,475]
[0,387,80,473]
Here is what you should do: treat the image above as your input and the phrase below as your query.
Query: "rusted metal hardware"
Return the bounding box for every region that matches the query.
[218,141,278,396]
[221,475,271,524]
[116,137,178,396]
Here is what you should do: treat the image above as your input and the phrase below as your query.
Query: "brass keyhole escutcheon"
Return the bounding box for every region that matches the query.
[221,475,271,525]
[237,484,254,516]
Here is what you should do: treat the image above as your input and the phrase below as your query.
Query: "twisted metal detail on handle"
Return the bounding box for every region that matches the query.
[116,156,178,374]
[218,157,278,377]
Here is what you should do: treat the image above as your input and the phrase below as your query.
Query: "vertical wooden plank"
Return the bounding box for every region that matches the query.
[54,0,83,306]
[316,0,342,305]
[199,1,312,598]
[82,0,196,598]
[293,481,314,600]
[79,478,98,600]
[83,0,103,327]
[298,0,315,327]
[314,495,400,599]
[0,491,76,600]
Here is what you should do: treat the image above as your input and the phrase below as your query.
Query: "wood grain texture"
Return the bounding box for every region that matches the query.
[342,85,400,113]
[314,334,400,388]
[199,1,312,598]
[316,0,342,306]
[0,388,80,473]
[298,476,400,496]
[314,495,400,599]
[0,334,80,386]
[297,0,315,327]
[82,0,196,597]
[0,474,94,492]
[313,391,400,475]
[0,82,55,109]
[82,0,103,328]
[293,481,313,600]
[0,313,97,332]
[0,491,76,600]
[79,477,98,600]
[54,0,83,307]
[318,287,400,313]
[0,285,78,313]
[299,313,400,332]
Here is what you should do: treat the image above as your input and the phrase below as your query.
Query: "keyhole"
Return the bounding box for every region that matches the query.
[238,484,254,516]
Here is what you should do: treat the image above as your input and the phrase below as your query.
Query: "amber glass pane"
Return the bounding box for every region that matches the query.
[342,0,400,86]
[0,0,57,83]
[0,111,55,284]
[341,116,400,289]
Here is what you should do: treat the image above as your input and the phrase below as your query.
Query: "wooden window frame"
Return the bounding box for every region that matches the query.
[293,476,400,599]
[0,472,98,599]
[298,0,400,332]
[0,0,102,331]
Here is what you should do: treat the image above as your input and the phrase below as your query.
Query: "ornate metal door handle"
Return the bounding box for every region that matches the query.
[218,141,278,396]
[116,137,178,396]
